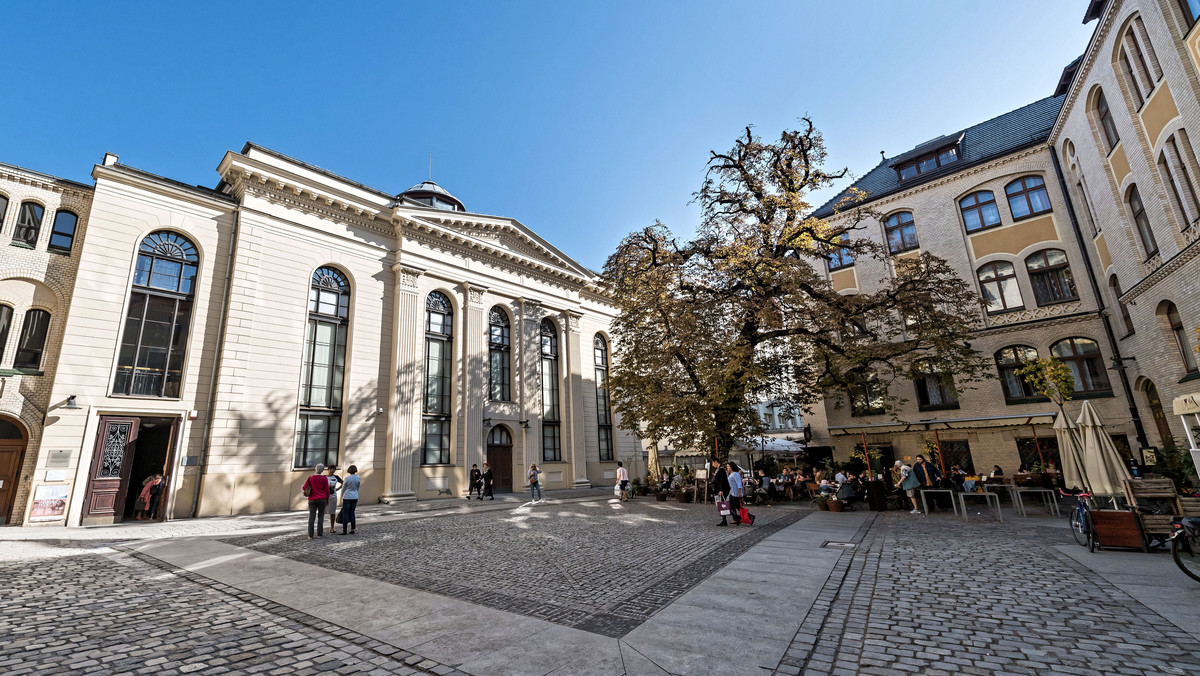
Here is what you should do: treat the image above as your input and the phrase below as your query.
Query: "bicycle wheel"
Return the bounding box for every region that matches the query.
[1086,512,1097,552]
[1172,535,1200,583]
[1069,509,1088,547]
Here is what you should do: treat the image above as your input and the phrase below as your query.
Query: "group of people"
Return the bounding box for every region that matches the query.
[709,459,757,527]
[301,464,361,538]
[466,463,498,500]
[133,474,164,521]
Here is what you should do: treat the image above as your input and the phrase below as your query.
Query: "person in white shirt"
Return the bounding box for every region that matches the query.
[834,470,847,484]
[616,461,630,501]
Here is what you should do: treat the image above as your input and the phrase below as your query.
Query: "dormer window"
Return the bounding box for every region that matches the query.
[897,146,958,181]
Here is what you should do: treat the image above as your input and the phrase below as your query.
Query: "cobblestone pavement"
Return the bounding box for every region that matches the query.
[773,512,1200,676]
[227,498,808,638]
[0,543,464,676]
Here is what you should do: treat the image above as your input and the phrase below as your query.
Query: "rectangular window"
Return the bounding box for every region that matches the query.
[48,211,78,252]
[295,413,340,468]
[421,418,450,465]
[849,379,885,417]
[542,422,562,462]
[939,440,974,474]
[424,337,451,414]
[489,347,511,400]
[915,373,959,411]
[596,368,613,461]
[112,292,192,397]
[0,305,10,363]
[542,355,561,461]
[598,426,613,462]
[301,319,347,408]
[15,309,51,370]
[0,195,8,231]
[1016,437,1060,472]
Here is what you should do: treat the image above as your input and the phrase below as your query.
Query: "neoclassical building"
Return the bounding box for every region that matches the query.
[4,144,638,526]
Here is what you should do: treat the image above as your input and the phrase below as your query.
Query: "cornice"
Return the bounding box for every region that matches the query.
[1049,0,1124,142]
[0,166,93,200]
[1122,233,1200,302]
[418,212,580,273]
[403,227,578,294]
[231,168,394,236]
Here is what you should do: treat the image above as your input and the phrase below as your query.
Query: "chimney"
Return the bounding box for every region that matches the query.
[102,152,119,167]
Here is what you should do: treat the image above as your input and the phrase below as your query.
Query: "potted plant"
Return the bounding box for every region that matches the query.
[828,496,845,513]
[816,495,830,511]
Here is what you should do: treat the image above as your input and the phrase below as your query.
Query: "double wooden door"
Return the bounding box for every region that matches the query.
[0,418,26,525]
[487,443,513,493]
[82,417,140,522]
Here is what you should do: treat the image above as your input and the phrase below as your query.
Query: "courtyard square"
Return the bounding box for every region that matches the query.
[3,493,1200,675]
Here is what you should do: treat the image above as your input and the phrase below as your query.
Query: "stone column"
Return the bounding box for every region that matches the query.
[462,283,487,494]
[518,298,543,475]
[563,311,591,488]
[381,263,423,502]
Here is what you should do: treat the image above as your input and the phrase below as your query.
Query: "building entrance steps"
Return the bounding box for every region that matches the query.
[124,506,868,676]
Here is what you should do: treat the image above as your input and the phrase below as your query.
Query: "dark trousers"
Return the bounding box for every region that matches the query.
[469,481,482,498]
[483,482,493,498]
[729,495,743,524]
[341,499,357,533]
[308,499,326,537]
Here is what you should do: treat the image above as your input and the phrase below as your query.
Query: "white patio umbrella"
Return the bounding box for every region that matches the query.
[1054,411,1087,492]
[1075,401,1132,499]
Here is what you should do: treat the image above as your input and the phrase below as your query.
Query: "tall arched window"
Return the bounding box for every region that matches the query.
[1051,337,1112,394]
[1127,185,1158,257]
[594,334,613,461]
[1119,17,1162,108]
[0,304,11,364]
[884,212,919,254]
[1110,276,1135,336]
[995,346,1039,402]
[1162,301,1198,373]
[540,319,561,462]
[13,309,50,371]
[0,194,8,231]
[295,267,350,468]
[488,306,511,401]
[977,261,1023,314]
[113,231,198,397]
[1005,176,1052,220]
[422,291,453,465]
[1157,132,1200,230]
[1095,89,1121,153]
[13,202,44,247]
[48,210,78,252]
[1025,249,1078,306]
[960,191,1002,232]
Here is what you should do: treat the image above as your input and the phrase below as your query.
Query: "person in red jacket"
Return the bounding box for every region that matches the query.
[302,463,331,539]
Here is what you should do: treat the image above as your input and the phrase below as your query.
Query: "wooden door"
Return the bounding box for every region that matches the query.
[1144,381,1173,447]
[82,417,140,522]
[487,444,513,493]
[0,430,26,525]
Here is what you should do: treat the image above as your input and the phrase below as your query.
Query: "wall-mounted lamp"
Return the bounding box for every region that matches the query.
[483,418,492,427]
[1110,356,1137,370]
[519,419,531,429]
[63,395,80,410]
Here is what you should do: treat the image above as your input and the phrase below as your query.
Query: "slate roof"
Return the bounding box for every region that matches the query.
[811,94,1066,218]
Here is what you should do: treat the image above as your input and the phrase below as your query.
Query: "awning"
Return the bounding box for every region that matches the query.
[1173,393,1200,416]
[736,437,806,454]
[829,412,1059,436]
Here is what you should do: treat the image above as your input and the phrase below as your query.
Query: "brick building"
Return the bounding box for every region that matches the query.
[2,145,638,526]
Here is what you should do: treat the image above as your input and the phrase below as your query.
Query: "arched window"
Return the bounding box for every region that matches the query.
[1119,17,1162,108]
[1182,0,1200,27]
[0,304,10,363]
[13,309,50,371]
[540,319,561,462]
[1157,132,1200,230]
[1110,276,1135,336]
[1126,185,1159,257]
[995,346,1039,402]
[977,261,1023,314]
[594,334,613,461]
[959,191,1001,232]
[488,306,511,401]
[13,202,44,247]
[488,425,511,447]
[422,291,453,465]
[1162,301,1198,373]
[1005,176,1052,220]
[884,212,919,254]
[1050,337,1112,394]
[1025,249,1078,306]
[1096,89,1121,153]
[0,194,8,231]
[113,231,199,397]
[295,267,350,468]
[48,210,78,252]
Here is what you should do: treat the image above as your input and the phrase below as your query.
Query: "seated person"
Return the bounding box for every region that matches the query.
[819,479,836,496]
[990,465,1004,478]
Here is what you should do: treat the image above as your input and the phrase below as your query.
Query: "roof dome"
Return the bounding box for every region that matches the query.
[398,180,465,212]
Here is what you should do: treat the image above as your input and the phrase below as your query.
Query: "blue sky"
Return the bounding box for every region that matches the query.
[2,2,1094,270]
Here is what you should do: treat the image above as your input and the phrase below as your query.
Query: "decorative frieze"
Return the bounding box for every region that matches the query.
[985,301,1085,327]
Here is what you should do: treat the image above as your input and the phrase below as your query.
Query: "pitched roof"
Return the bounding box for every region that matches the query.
[811,94,1065,218]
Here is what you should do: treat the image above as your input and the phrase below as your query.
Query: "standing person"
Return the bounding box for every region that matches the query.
[340,465,360,535]
[326,466,342,534]
[134,474,161,521]
[911,454,942,511]
[897,460,920,514]
[727,461,750,525]
[146,474,164,520]
[711,459,731,527]
[468,464,483,500]
[528,463,543,503]
[616,461,630,501]
[302,464,331,539]
[481,462,494,500]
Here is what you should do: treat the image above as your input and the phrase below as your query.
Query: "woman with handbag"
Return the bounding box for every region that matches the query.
[727,461,753,525]
[302,463,331,538]
[711,459,732,527]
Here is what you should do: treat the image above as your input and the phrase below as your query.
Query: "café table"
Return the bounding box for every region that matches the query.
[1010,487,1061,517]
[920,488,959,516]
[959,491,1003,523]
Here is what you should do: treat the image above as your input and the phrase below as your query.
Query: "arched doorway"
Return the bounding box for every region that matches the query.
[1144,380,1173,446]
[486,425,514,493]
[0,416,27,525]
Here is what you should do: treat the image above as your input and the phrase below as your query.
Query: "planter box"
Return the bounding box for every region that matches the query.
[1090,510,1146,551]
[655,493,668,502]
[828,500,845,513]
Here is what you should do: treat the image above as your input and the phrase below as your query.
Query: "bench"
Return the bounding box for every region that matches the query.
[1123,478,1182,547]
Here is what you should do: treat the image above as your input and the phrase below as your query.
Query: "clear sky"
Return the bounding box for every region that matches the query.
[1,1,1095,271]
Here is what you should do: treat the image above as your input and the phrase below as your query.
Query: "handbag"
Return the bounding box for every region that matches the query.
[336,509,345,524]
[614,484,622,496]
[716,499,731,516]
[739,507,751,524]
[302,483,312,498]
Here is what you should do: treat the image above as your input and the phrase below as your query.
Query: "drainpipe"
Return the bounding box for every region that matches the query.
[189,208,240,518]
[1049,146,1148,448]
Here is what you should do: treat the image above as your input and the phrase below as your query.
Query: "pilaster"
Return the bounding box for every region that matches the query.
[381,263,423,502]
[518,298,543,476]
[462,283,487,492]
[563,311,591,487]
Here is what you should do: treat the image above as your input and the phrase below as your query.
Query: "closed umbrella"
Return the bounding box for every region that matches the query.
[1076,401,1132,499]
[1054,411,1086,492]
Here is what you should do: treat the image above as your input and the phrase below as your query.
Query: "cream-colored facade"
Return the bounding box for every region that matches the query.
[6,145,638,526]
[1050,0,1200,454]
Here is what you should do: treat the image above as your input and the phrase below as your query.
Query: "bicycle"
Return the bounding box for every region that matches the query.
[1170,516,1200,582]
[1060,488,1095,552]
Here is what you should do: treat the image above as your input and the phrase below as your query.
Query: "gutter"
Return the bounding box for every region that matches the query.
[1049,146,1148,448]
[189,208,240,518]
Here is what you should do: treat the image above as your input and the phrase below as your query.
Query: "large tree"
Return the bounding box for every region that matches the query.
[602,121,990,459]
